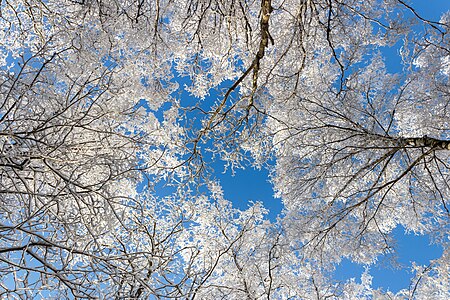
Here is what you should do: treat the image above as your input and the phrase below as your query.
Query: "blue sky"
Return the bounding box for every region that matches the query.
[409,0,450,20]
[214,0,450,293]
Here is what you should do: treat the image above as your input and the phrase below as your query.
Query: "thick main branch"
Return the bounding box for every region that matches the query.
[400,135,450,150]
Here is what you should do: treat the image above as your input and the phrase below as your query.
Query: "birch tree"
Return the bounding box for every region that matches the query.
[1,0,449,298]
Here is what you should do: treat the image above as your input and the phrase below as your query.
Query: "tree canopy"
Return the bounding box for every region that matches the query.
[1,0,449,298]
